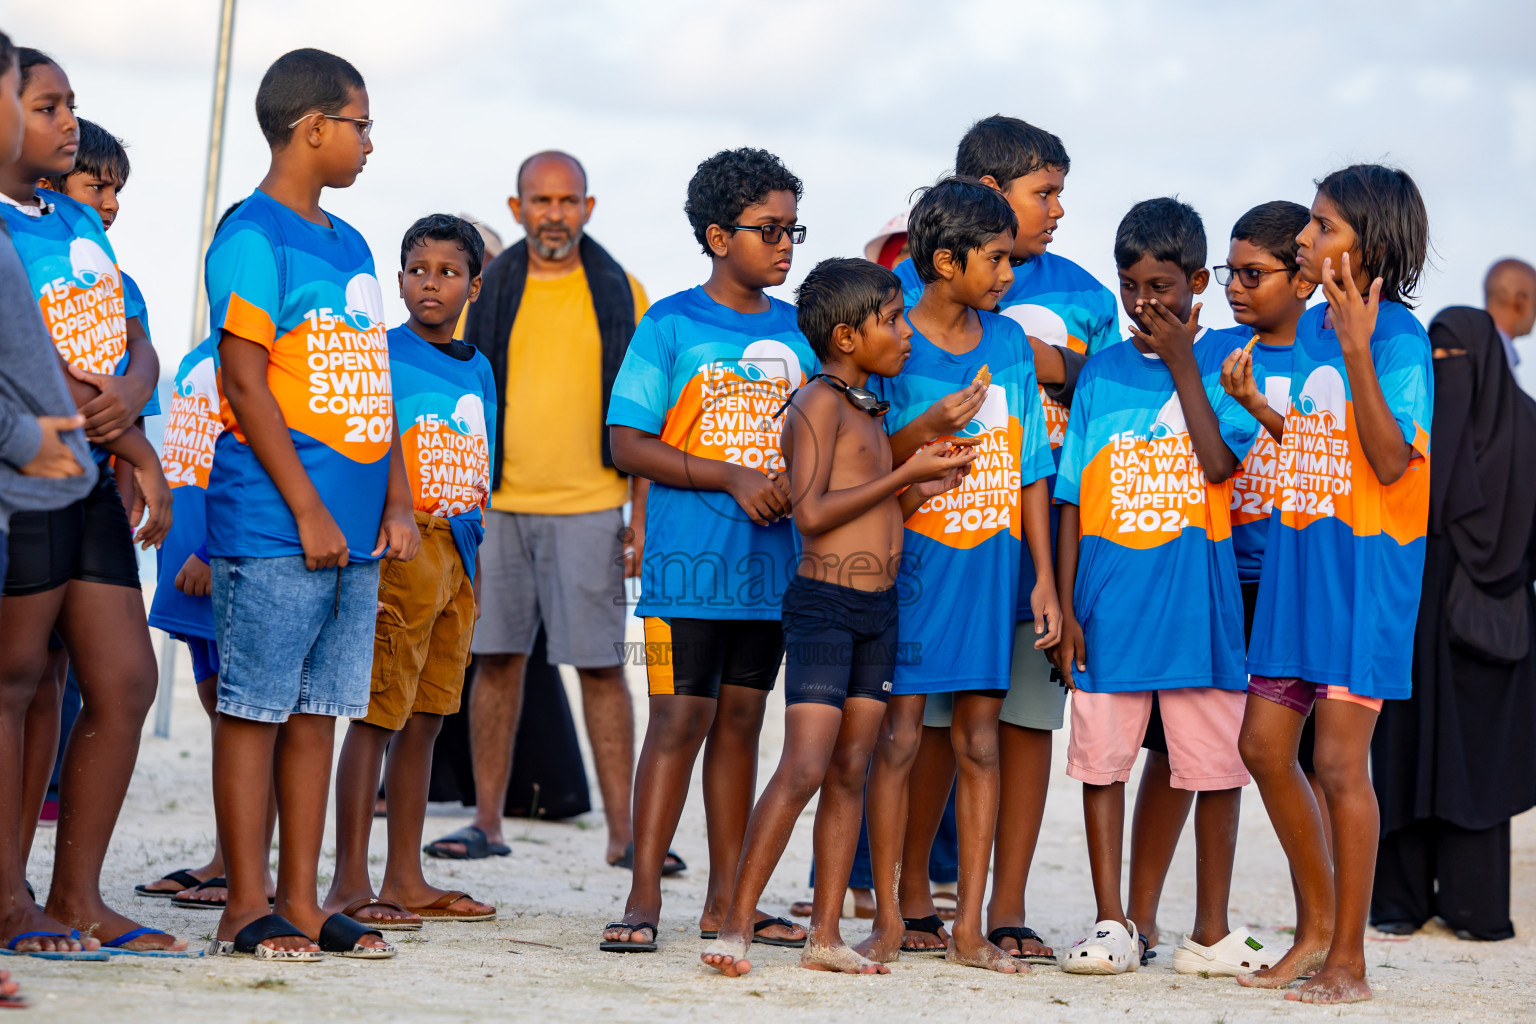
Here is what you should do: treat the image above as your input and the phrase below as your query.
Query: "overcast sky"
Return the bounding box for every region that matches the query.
[8,1,1536,387]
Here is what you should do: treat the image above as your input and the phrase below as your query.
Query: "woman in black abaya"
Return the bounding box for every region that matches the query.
[1370,305,1536,941]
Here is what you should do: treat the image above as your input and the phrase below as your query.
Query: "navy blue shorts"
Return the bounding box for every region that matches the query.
[178,635,221,683]
[782,575,898,709]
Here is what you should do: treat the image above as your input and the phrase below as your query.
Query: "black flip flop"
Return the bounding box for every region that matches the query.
[135,869,203,899]
[1138,933,1157,965]
[171,876,228,910]
[423,825,510,860]
[901,914,949,954]
[206,914,321,962]
[748,915,805,948]
[317,913,395,959]
[609,842,687,876]
[988,925,1056,965]
[600,921,657,953]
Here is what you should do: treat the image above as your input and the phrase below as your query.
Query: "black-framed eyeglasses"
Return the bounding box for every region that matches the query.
[732,223,807,245]
[813,373,888,416]
[287,111,374,142]
[1214,265,1290,288]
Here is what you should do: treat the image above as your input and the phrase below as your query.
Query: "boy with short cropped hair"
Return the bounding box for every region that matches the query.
[858,177,1059,974]
[1052,197,1260,976]
[600,148,814,954]
[1126,201,1320,965]
[322,214,498,929]
[892,114,1119,961]
[700,258,975,977]
[203,48,417,961]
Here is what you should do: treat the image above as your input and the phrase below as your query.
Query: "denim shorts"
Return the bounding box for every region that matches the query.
[211,555,380,723]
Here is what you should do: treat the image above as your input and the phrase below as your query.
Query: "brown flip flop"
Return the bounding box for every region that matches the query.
[406,890,496,922]
[340,896,422,932]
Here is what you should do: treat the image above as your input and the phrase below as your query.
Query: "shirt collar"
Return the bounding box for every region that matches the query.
[0,189,53,217]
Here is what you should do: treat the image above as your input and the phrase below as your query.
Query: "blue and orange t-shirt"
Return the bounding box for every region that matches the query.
[204,189,393,561]
[608,287,818,621]
[1223,329,1293,584]
[121,271,161,417]
[149,336,224,640]
[872,311,1055,693]
[1246,301,1432,699]
[1055,330,1260,693]
[391,325,498,579]
[897,253,1118,623]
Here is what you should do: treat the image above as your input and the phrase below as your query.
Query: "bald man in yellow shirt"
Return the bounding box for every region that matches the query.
[428,152,670,871]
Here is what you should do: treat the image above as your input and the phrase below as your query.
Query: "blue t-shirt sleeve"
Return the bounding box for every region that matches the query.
[607,315,672,434]
[1089,287,1119,355]
[1375,329,1433,457]
[122,272,147,321]
[1054,371,1092,505]
[206,225,280,348]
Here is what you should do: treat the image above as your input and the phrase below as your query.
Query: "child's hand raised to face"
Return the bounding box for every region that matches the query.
[1130,299,1202,365]
[1321,251,1382,356]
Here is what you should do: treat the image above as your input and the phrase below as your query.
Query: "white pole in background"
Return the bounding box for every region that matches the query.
[153,0,237,739]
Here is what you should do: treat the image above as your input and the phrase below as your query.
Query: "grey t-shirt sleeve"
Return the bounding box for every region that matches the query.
[1041,345,1088,407]
[0,400,42,469]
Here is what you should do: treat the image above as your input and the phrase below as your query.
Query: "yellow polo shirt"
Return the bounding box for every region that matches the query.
[490,265,648,514]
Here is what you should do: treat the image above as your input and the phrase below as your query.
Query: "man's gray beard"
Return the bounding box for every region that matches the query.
[532,233,579,260]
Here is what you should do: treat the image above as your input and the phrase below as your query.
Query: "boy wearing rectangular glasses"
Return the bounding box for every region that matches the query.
[600,148,816,954]
[700,258,976,976]
[203,48,417,961]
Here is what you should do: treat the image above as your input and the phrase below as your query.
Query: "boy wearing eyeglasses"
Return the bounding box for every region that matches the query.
[700,258,976,977]
[855,177,1059,974]
[1126,201,1320,968]
[1052,198,1260,976]
[202,48,417,961]
[601,148,816,954]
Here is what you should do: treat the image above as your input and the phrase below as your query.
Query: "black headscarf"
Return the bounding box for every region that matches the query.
[1426,307,1536,590]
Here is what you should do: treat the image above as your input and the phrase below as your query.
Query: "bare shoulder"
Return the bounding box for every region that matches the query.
[786,378,844,434]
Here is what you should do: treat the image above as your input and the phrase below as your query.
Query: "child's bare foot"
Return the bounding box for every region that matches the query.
[46,895,184,952]
[853,923,904,963]
[1237,942,1330,988]
[947,934,1022,974]
[0,902,101,953]
[701,935,753,977]
[1286,963,1371,1004]
[324,892,421,929]
[802,941,890,975]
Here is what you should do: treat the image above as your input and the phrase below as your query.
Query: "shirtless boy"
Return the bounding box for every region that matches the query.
[701,258,974,977]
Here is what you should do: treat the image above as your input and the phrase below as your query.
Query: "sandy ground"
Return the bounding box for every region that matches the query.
[18,614,1536,1023]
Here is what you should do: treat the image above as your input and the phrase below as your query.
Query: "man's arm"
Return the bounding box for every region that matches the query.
[609,424,789,526]
[220,331,348,570]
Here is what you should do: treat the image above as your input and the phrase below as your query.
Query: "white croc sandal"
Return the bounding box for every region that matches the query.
[1061,919,1140,975]
[1172,927,1281,977]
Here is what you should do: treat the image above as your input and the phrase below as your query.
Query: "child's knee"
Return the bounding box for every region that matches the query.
[1310,746,1368,795]
[952,726,999,772]
[1238,727,1283,776]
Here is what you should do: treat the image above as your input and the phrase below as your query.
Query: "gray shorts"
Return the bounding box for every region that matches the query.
[470,508,627,668]
[922,622,1067,730]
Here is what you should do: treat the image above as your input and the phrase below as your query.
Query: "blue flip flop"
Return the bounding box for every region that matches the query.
[0,929,110,961]
[102,927,202,958]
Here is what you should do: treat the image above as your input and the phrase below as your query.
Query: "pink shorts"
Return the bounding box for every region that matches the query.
[1247,675,1384,715]
[1068,688,1249,791]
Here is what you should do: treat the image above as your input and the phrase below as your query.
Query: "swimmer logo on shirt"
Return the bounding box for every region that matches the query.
[161,353,224,489]
[907,383,1022,550]
[39,236,128,374]
[1001,304,1087,450]
[244,273,394,462]
[401,393,492,517]
[662,339,805,475]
